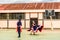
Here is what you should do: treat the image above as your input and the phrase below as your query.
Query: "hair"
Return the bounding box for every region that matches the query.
[19,19,21,21]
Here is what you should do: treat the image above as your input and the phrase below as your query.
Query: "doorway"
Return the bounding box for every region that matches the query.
[30,18,38,28]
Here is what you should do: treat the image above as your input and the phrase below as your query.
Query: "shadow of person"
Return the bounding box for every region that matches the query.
[29,34,40,36]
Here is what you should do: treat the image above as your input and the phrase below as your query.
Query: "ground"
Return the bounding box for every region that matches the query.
[0,29,60,40]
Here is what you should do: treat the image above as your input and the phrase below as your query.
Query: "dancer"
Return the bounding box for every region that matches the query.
[17,19,22,38]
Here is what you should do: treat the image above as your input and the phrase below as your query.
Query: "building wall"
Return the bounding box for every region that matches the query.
[38,12,43,26]
[0,12,60,28]
[9,20,24,28]
[25,12,43,28]
[30,13,38,18]
[25,13,30,28]
[0,20,25,28]
[25,12,60,28]
[0,20,7,28]
[26,20,30,28]
[44,20,60,28]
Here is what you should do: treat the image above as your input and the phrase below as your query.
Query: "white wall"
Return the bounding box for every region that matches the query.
[0,20,60,28]
[38,20,42,26]
[0,20,7,28]
[44,20,60,28]
[26,20,30,28]
[9,20,24,28]
[0,12,60,29]
[6,19,60,28]
[30,13,38,18]
[25,12,43,28]
[44,20,51,28]
[52,20,60,28]
[25,13,30,19]
[38,12,43,19]
[9,20,17,28]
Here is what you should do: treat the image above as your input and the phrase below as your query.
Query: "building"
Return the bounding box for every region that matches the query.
[0,3,60,29]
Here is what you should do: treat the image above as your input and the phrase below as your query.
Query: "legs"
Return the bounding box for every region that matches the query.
[18,32,21,37]
[33,31,36,35]
[18,27,21,38]
[30,28,36,35]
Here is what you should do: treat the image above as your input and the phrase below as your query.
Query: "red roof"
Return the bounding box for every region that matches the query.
[0,3,60,10]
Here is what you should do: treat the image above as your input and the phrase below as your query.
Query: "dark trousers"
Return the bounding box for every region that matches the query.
[17,27,21,37]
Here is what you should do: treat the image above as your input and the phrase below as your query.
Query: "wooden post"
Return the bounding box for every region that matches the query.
[7,13,9,29]
[50,16,53,31]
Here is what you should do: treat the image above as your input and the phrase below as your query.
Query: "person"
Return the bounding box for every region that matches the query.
[27,21,35,31]
[30,21,37,35]
[17,19,22,38]
[38,25,43,32]
[36,24,43,32]
[27,21,43,35]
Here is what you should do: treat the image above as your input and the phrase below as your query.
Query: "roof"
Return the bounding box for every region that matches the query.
[0,3,60,10]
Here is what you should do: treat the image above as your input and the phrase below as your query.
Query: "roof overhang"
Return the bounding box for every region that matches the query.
[0,9,60,13]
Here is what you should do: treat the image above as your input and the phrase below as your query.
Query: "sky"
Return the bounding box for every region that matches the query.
[0,0,60,4]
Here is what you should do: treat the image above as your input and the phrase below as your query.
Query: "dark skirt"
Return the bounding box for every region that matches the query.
[33,26,37,31]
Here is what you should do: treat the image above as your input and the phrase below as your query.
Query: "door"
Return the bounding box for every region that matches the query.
[30,18,38,28]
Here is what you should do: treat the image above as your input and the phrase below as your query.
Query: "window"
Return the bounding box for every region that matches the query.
[55,12,60,19]
[0,13,7,19]
[9,13,25,19]
[43,12,60,19]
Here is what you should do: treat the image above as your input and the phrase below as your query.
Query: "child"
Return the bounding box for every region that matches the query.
[17,19,22,38]
[30,21,37,35]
